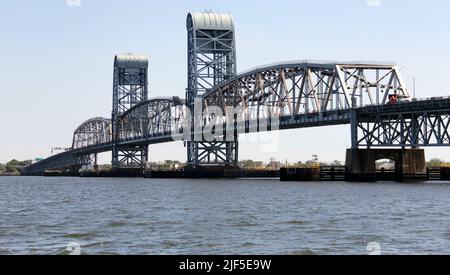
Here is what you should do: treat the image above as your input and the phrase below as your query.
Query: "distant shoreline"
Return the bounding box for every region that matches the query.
[0,173,21,177]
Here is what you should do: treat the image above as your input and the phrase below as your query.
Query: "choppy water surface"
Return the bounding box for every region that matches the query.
[1,177,450,255]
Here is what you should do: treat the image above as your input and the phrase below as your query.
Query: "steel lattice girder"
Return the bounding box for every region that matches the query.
[193,141,238,164]
[114,146,148,167]
[202,61,409,123]
[186,12,238,167]
[353,98,450,147]
[112,54,149,169]
[118,97,186,141]
[72,117,111,149]
[355,111,450,148]
[78,154,98,171]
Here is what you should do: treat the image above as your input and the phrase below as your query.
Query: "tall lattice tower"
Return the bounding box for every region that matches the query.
[111,54,149,169]
[186,12,238,167]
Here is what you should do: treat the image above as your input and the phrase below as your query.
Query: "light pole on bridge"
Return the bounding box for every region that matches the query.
[410,76,418,99]
[399,66,418,99]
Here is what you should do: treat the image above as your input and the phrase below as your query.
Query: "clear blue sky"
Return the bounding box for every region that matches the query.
[1,0,450,164]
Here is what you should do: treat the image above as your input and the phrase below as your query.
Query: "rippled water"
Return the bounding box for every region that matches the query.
[1,176,450,255]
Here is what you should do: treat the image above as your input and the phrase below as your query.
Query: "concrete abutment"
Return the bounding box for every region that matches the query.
[345,148,427,181]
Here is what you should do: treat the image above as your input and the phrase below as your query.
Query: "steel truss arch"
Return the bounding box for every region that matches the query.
[202,61,409,124]
[72,117,112,150]
[118,97,187,141]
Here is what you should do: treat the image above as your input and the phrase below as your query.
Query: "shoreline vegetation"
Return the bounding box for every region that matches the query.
[0,160,27,176]
[1,158,449,176]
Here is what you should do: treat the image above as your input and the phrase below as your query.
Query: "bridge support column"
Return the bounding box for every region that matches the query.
[111,54,149,171]
[345,149,426,181]
[79,154,98,171]
[112,146,148,170]
[185,12,239,170]
[67,166,81,176]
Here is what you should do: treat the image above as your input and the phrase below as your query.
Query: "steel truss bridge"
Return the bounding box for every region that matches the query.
[23,12,450,175]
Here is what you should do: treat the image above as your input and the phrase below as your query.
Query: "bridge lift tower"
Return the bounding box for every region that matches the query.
[111,54,149,170]
[186,12,239,168]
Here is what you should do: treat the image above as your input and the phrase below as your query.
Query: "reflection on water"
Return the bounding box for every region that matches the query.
[0,177,450,255]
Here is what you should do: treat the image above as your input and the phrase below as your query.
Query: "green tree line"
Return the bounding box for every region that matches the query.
[0,159,28,176]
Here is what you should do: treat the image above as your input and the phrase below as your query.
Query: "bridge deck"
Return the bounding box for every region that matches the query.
[23,97,450,175]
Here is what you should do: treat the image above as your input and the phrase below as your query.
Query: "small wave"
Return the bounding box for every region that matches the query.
[191,242,222,249]
[241,242,257,247]
[2,231,24,237]
[63,232,98,239]
[0,249,12,255]
[442,230,450,240]
[9,208,29,214]
[226,209,243,214]
[286,249,316,255]
[82,240,110,248]
[161,240,178,248]
[389,216,405,221]
[160,220,182,225]
[231,221,258,227]
[283,220,307,225]
[56,248,81,255]
[326,219,340,225]
[38,222,68,229]
[108,221,129,227]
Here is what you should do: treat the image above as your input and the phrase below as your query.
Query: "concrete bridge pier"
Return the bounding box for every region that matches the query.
[345,149,427,181]
[68,165,82,176]
[182,165,242,178]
